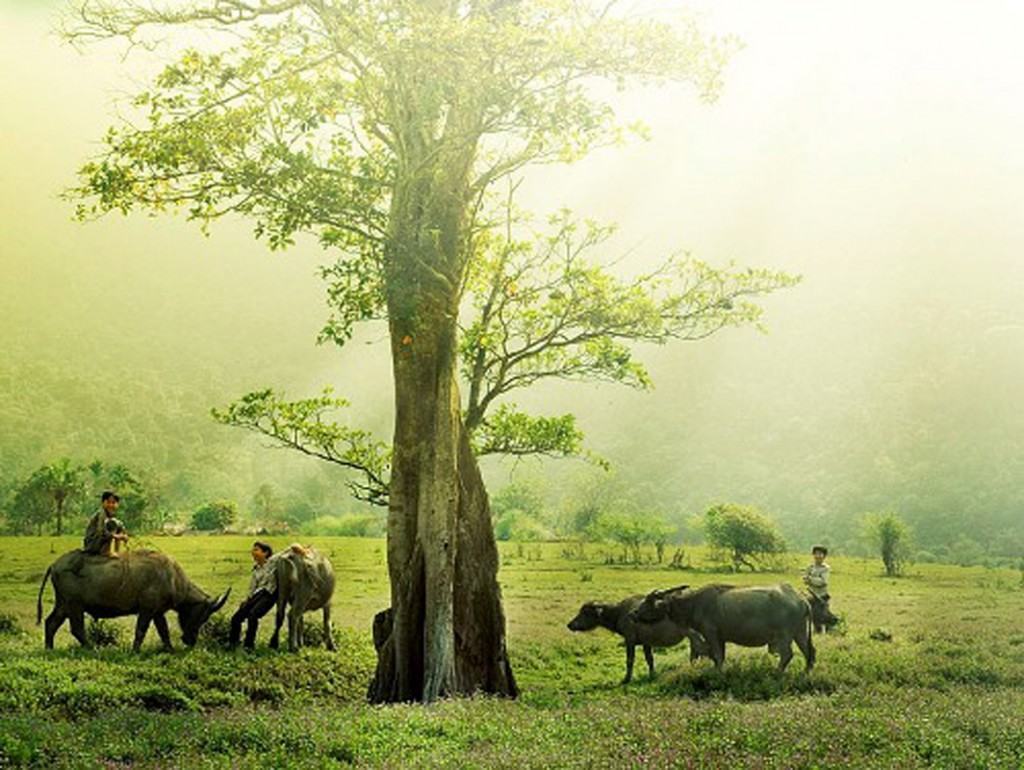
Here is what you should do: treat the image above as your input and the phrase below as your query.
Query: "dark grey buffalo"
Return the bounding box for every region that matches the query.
[567,589,710,683]
[36,550,230,650]
[807,593,840,633]
[269,546,336,652]
[631,583,815,673]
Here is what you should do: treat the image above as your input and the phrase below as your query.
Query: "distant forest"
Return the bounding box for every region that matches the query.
[3,290,1023,565]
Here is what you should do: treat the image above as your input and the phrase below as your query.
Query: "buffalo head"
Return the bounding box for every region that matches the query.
[567,602,604,632]
[631,584,688,624]
[178,588,231,646]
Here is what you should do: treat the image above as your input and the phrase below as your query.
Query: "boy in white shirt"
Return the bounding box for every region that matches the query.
[803,545,837,632]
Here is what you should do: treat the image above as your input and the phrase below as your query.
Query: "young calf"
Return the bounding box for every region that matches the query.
[567,590,708,683]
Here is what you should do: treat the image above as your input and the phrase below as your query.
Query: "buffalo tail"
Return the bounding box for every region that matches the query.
[36,565,52,625]
[805,605,816,667]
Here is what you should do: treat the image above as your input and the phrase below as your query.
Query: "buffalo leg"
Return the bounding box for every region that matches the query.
[133,612,153,651]
[704,630,725,670]
[270,600,286,650]
[153,614,174,651]
[776,638,794,672]
[68,609,90,648]
[288,609,300,652]
[323,604,336,651]
[796,628,815,672]
[44,606,66,649]
[623,643,636,683]
[643,645,655,678]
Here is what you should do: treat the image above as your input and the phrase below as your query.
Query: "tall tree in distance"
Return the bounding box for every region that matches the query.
[15,459,87,536]
[862,511,912,577]
[65,0,792,702]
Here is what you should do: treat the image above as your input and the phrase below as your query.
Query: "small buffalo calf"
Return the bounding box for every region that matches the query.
[567,591,708,683]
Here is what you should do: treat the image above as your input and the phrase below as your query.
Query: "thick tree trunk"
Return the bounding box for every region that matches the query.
[368,314,517,703]
[368,155,516,703]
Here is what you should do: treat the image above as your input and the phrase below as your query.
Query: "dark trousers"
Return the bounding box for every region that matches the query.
[229,589,277,648]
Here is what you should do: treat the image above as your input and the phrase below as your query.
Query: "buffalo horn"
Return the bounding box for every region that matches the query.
[209,588,231,613]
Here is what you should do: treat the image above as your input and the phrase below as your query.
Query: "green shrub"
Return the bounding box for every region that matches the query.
[86,619,122,648]
[192,500,238,531]
[198,614,234,650]
[0,612,21,636]
[130,685,197,713]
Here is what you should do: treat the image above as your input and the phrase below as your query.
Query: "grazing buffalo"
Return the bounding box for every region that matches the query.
[36,550,230,650]
[567,588,710,683]
[631,583,815,673]
[269,546,336,652]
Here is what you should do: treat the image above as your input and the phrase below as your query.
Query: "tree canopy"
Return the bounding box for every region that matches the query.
[63,0,795,702]
[700,502,786,571]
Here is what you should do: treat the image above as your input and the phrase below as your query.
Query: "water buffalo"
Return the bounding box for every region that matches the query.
[631,583,815,673]
[567,588,710,683]
[807,593,840,633]
[269,546,336,652]
[36,550,230,650]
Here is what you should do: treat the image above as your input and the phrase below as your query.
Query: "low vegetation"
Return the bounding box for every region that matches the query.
[1,535,1022,768]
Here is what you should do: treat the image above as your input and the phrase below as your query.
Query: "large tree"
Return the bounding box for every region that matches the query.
[66,0,791,702]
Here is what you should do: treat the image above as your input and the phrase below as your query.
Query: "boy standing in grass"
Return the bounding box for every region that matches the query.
[803,545,837,632]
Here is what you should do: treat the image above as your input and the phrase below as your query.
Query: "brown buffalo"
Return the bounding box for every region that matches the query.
[37,550,230,650]
[631,583,815,673]
[269,546,336,652]
[567,588,710,683]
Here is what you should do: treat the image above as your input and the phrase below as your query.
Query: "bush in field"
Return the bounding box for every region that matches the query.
[592,513,671,564]
[192,500,238,531]
[494,511,551,542]
[862,511,912,576]
[199,614,234,649]
[492,482,551,542]
[0,611,21,635]
[699,503,785,571]
[86,619,122,647]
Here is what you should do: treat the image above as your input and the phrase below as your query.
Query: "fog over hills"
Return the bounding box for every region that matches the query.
[2,1,1022,555]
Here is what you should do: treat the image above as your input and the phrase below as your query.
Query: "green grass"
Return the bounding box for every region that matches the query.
[1,536,1023,768]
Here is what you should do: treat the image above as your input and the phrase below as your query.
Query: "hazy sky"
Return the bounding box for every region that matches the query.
[2,1,1023,523]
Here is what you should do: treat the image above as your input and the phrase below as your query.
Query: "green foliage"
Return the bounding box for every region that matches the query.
[198,615,233,651]
[6,459,87,536]
[85,461,156,532]
[212,389,390,506]
[473,404,585,459]
[593,512,672,564]
[494,512,552,543]
[86,619,122,648]
[701,503,786,571]
[491,481,551,542]
[59,0,796,493]
[0,613,21,636]
[861,511,912,577]
[250,483,280,522]
[461,215,800,454]
[191,500,238,531]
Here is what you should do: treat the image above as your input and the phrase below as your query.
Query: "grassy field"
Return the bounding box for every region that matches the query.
[1,535,1022,768]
